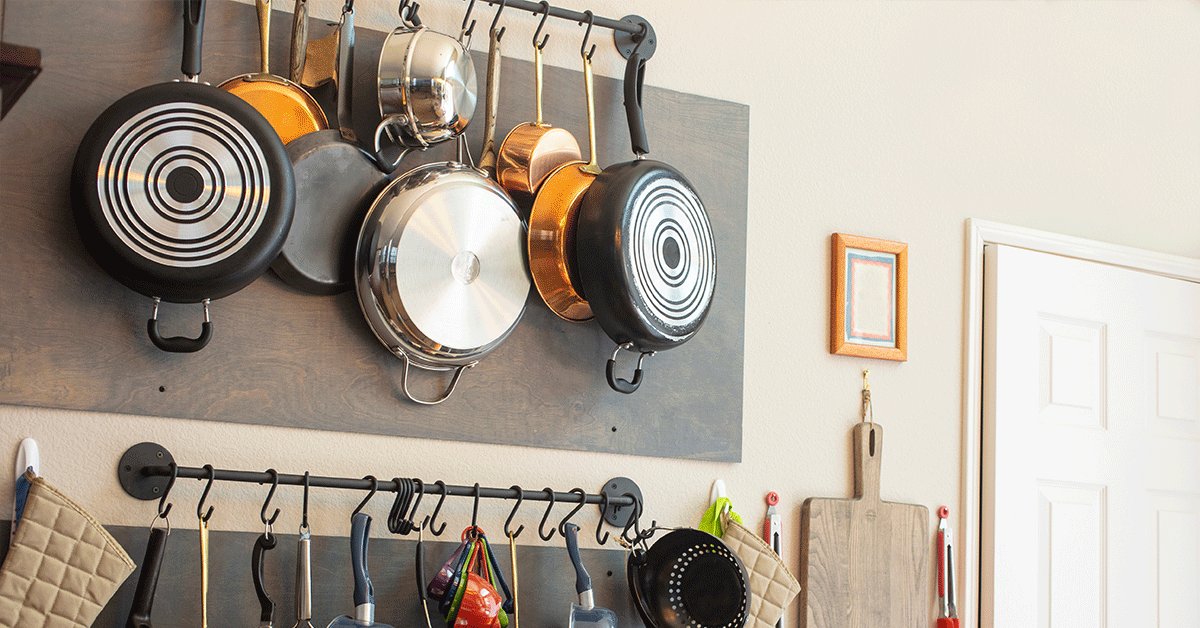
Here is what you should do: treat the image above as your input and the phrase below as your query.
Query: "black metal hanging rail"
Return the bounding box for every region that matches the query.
[117,442,643,533]
[404,0,657,60]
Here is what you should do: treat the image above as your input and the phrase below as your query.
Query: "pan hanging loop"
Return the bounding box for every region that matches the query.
[394,350,477,405]
[607,343,655,394]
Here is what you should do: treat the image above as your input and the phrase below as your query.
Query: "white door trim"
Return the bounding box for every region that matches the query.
[962,219,1200,627]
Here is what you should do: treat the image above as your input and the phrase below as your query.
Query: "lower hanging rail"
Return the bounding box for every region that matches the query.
[117,442,643,532]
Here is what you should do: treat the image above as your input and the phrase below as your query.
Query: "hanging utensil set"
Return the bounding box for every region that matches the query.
[117,448,674,628]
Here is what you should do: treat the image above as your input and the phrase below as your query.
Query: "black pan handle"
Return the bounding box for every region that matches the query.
[252,532,277,625]
[623,51,648,156]
[182,0,205,78]
[125,527,168,628]
[146,298,212,353]
[606,343,655,394]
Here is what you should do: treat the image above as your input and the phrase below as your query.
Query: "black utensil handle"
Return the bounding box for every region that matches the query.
[147,319,212,353]
[606,358,643,394]
[252,533,277,624]
[623,51,648,156]
[351,512,373,607]
[182,0,205,77]
[564,523,591,596]
[125,527,168,628]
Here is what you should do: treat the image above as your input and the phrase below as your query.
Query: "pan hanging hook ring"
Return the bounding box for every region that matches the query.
[595,492,610,545]
[558,488,587,537]
[428,480,449,536]
[533,1,550,50]
[197,464,215,523]
[579,10,595,61]
[537,488,557,541]
[504,485,525,539]
[489,0,506,41]
[352,475,379,516]
[260,469,280,532]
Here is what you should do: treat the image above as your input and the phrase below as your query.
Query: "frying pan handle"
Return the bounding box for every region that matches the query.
[351,513,374,614]
[289,0,308,83]
[606,343,655,394]
[182,0,205,79]
[252,532,277,625]
[125,527,168,628]
[623,51,649,156]
[146,298,212,353]
[395,351,476,405]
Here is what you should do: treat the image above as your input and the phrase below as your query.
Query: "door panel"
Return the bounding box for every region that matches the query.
[983,244,1200,628]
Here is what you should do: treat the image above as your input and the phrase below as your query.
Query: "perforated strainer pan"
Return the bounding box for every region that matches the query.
[627,528,750,628]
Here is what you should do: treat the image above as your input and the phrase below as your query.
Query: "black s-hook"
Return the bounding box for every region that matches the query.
[469,483,481,536]
[489,0,506,41]
[460,0,477,42]
[558,488,587,537]
[595,492,610,545]
[537,488,557,541]
[533,1,550,50]
[157,462,178,521]
[428,480,449,536]
[352,475,379,516]
[260,469,280,529]
[197,464,215,523]
[504,485,525,539]
[579,10,595,61]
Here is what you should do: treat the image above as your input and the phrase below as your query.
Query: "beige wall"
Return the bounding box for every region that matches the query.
[4,1,1199,624]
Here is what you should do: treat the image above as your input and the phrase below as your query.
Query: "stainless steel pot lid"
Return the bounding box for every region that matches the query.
[356,162,529,369]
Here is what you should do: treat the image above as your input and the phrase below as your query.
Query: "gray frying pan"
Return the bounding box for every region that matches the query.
[272,1,391,295]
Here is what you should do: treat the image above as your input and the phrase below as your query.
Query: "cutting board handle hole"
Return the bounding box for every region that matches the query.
[869,427,876,457]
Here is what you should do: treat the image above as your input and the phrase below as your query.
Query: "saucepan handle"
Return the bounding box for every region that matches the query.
[125,527,168,628]
[146,298,212,353]
[606,343,654,394]
[373,116,418,173]
[623,51,648,156]
[394,350,477,405]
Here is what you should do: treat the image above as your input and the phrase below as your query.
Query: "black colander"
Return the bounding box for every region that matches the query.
[627,528,750,628]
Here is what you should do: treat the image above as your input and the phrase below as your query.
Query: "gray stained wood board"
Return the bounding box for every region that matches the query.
[0,0,748,461]
[0,520,639,628]
[799,423,930,628]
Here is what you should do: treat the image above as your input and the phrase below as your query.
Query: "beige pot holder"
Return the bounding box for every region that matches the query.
[0,472,135,628]
[720,510,801,628]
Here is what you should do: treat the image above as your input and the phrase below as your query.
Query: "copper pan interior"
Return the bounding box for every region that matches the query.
[219,0,327,144]
[527,160,594,322]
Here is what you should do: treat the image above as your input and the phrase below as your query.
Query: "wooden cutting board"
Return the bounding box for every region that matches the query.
[799,422,929,628]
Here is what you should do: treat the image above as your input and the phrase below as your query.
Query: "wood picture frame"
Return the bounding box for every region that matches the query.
[831,233,908,361]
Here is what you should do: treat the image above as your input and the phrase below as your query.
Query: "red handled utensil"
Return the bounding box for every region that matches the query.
[937,506,958,628]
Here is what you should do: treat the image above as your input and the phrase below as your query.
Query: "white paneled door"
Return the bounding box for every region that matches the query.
[982,244,1200,628]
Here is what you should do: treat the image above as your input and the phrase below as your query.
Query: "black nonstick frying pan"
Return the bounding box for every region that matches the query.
[575,48,717,393]
[71,0,294,353]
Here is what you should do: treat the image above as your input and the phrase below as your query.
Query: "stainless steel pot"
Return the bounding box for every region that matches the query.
[374,24,476,172]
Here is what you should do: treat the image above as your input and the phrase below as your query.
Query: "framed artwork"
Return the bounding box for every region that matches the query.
[830,233,908,361]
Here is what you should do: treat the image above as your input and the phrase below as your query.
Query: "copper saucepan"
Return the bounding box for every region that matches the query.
[220,0,327,144]
[525,14,602,323]
[496,2,581,206]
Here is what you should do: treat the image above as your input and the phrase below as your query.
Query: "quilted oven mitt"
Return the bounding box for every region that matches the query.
[720,509,800,628]
[0,471,135,628]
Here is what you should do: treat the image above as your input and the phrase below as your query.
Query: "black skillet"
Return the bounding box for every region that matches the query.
[71,0,294,352]
[574,48,717,393]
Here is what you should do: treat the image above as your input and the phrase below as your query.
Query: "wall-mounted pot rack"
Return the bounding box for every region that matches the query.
[117,442,645,539]
[402,0,657,60]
